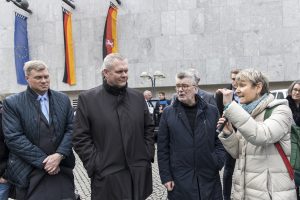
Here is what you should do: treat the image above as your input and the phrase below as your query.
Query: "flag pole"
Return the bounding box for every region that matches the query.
[115,0,121,6]
[6,0,32,14]
[62,0,75,9]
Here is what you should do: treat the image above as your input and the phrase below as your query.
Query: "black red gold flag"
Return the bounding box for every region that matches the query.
[62,8,76,85]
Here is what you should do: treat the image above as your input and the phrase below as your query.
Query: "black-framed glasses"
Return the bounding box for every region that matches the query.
[292,88,300,93]
[175,84,195,90]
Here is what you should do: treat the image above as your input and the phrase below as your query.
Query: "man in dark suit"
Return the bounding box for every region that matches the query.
[3,60,75,200]
[73,53,155,200]
[144,90,154,117]
[215,69,240,200]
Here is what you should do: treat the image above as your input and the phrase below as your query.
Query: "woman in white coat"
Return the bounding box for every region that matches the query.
[217,69,297,200]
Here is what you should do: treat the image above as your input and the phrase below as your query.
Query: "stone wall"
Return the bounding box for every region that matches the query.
[0,0,299,96]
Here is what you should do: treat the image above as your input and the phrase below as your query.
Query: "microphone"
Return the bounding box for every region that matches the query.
[216,118,228,133]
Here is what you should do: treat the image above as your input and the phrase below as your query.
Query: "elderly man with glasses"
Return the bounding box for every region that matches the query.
[157,70,226,200]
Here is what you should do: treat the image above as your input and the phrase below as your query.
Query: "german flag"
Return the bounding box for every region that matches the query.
[103,3,118,60]
[62,8,76,85]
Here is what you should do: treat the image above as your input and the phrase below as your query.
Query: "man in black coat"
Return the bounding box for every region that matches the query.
[73,53,155,200]
[2,60,75,200]
[158,70,226,200]
[215,69,240,200]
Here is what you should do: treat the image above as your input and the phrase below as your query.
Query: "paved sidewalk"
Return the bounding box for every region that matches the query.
[74,150,229,200]
[74,149,167,200]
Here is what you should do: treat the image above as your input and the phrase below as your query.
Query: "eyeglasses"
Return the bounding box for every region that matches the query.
[175,84,195,90]
[292,88,300,93]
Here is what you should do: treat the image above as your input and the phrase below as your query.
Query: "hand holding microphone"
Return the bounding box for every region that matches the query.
[216,117,233,135]
[216,88,234,134]
[216,118,228,133]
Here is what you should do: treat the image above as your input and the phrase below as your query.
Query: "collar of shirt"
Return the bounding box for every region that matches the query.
[37,92,49,101]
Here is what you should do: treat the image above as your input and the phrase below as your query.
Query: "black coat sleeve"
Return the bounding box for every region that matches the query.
[212,107,226,170]
[157,109,173,184]
[72,94,98,177]
[0,107,8,177]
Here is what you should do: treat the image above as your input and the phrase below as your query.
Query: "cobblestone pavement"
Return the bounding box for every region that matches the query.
[74,150,228,200]
[73,148,167,200]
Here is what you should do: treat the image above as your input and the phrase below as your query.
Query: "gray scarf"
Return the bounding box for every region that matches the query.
[241,93,268,114]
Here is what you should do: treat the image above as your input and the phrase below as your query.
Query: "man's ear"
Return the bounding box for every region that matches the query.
[103,68,109,78]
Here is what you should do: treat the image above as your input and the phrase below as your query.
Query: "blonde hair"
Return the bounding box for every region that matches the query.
[236,68,269,95]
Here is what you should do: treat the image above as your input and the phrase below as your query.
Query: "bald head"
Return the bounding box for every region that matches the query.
[143,90,152,101]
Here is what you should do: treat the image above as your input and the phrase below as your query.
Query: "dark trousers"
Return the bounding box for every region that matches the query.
[223,152,236,200]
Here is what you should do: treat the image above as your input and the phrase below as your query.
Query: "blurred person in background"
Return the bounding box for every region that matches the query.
[287,80,300,126]
[286,80,300,199]
[144,90,154,117]
[154,91,170,126]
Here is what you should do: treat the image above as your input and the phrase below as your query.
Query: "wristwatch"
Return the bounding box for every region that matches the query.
[57,153,65,160]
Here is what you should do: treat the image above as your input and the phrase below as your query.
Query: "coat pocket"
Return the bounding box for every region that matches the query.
[5,153,33,188]
[93,151,104,173]
[86,151,103,178]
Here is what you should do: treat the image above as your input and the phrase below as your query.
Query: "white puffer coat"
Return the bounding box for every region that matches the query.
[219,94,297,200]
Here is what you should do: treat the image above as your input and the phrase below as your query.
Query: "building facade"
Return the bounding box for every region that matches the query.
[0,0,299,101]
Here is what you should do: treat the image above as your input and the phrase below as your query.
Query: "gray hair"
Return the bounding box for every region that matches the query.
[23,60,48,76]
[101,53,127,72]
[176,71,198,86]
[230,69,241,75]
[143,90,152,96]
[287,80,300,96]
[186,68,200,85]
[236,68,269,95]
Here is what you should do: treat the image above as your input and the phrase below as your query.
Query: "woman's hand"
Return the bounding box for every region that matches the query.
[0,177,7,183]
[217,117,233,135]
[164,181,175,191]
[217,88,234,106]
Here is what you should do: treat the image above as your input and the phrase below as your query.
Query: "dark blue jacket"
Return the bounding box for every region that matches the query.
[2,87,74,188]
[157,95,225,200]
[0,102,8,177]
